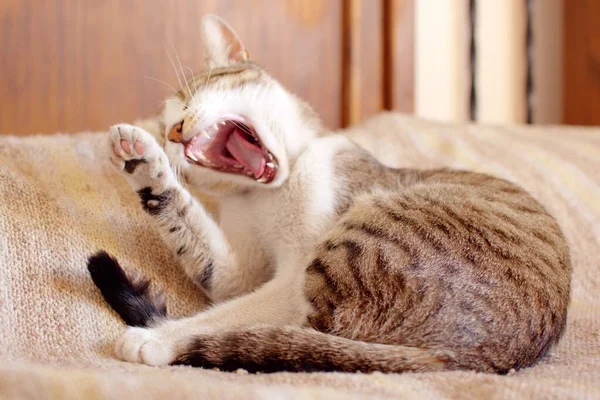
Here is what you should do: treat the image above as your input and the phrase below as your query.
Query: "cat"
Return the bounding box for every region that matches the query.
[87,14,571,374]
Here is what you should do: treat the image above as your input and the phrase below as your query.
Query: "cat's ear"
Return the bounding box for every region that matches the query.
[201,14,250,67]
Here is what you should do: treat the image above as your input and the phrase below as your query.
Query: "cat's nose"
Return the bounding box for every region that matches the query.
[168,121,184,143]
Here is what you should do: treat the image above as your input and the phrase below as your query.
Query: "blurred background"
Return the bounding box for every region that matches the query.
[0,0,598,135]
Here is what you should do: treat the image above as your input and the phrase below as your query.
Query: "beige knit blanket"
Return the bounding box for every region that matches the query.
[1,113,599,399]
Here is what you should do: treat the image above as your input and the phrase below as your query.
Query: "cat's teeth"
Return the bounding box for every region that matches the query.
[266,153,273,161]
[201,130,210,139]
[187,152,198,162]
[186,147,208,163]
[213,123,219,130]
[219,121,227,126]
[257,176,267,183]
[266,162,275,169]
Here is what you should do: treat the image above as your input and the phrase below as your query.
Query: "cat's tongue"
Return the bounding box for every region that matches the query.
[226,128,266,178]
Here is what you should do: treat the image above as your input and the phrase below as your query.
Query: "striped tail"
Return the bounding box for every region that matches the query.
[87,251,166,327]
[173,326,454,373]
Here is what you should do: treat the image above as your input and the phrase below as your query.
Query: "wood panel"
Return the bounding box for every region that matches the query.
[0,0,343,135]
[564,0,600,126]
[532,0,563,124]
[384,0,414,114]
[341,0,384,127]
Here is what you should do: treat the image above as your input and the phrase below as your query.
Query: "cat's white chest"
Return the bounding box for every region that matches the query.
[219,188,293,254]
[218,135,353,271]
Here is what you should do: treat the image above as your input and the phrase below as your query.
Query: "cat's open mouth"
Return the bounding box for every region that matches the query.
[180,117,277,183]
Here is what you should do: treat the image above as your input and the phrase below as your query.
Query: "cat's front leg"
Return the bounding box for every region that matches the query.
[108,124,262,301]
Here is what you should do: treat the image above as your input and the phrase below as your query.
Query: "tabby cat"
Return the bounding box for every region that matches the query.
[87,15,571,374]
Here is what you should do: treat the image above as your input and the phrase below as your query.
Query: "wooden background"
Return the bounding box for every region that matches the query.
[564,0,600,125]
[0,0,402,135]
[0,0,346,134]
[0,0,597,135]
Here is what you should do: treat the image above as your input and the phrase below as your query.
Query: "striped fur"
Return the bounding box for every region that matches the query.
[93,14,571,373]
[303,167,570,373]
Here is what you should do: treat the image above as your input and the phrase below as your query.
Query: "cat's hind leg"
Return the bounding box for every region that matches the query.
[109,258,311,366]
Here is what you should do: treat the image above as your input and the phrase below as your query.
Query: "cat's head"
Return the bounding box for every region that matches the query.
[161,15,323,194]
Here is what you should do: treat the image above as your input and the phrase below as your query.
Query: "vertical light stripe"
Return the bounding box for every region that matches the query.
[341,0,361,127]
[532,0,564,124]
[476,0,527,123]
[415,0,470,122]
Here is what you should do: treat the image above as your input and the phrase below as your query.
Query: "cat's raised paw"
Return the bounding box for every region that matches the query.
[108,124,173,190]
[109,124,156,169]
[115,326,175,367]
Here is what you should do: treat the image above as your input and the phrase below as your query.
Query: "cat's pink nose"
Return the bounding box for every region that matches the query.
[168,121,184,143]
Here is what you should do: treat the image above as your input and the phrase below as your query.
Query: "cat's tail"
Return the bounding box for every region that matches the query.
[173,326,455,373]
[87,251,166,327]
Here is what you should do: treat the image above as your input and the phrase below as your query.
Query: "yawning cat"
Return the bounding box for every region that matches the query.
[87,14,571,374]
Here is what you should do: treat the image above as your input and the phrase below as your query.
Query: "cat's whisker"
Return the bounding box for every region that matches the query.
[167,37,194,102]
[176,166,183,184]
[162,98,189,109]
[203,66,214,92]
[185,67,196,89]
[185,66,199,109]
[230,120,254,136]
[144,76,177,93]
[157,100,170,109]
[171,161,183,184]
[165,50,184,96]
[181,67,214,116]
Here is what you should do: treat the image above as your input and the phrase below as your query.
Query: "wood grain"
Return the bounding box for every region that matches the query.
[564,0,600,126]
[341,0,384,127]
[532,0,563,124]
[384,0,414,113]
[0,0,343,135]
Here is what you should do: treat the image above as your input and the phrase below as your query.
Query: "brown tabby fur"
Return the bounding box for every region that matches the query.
[308,160,570,373]
[174,143,571,374]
